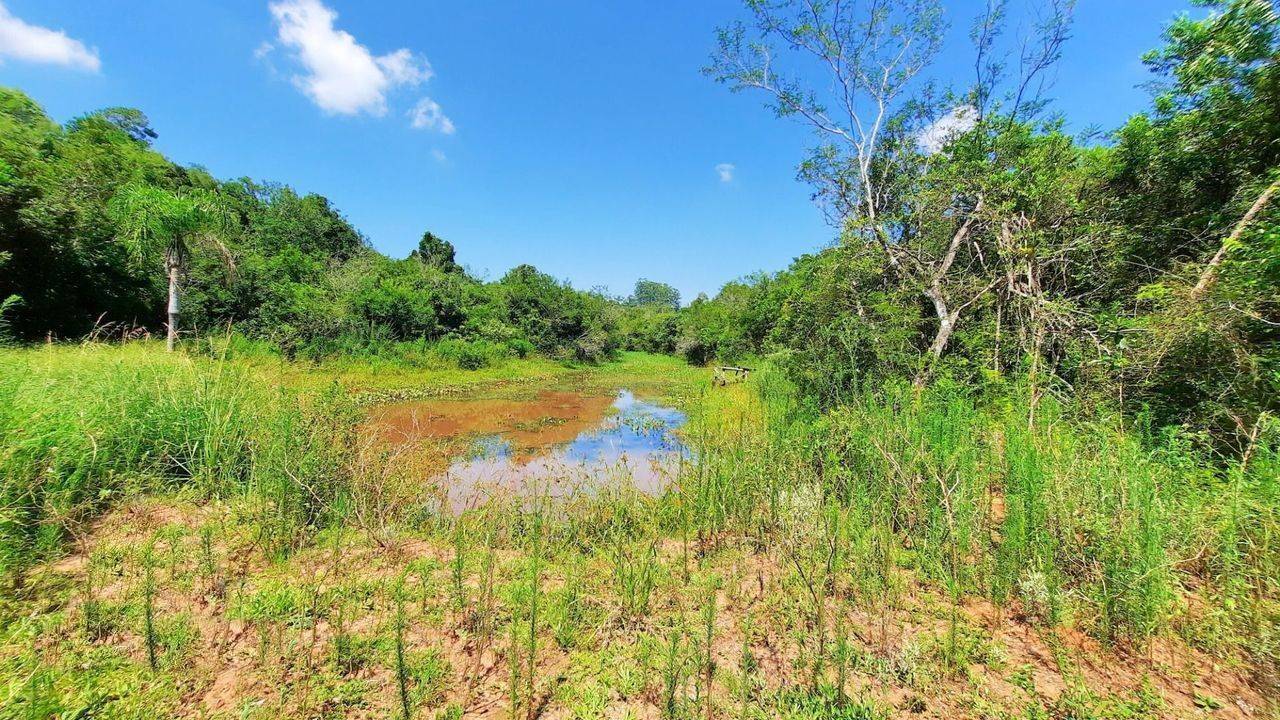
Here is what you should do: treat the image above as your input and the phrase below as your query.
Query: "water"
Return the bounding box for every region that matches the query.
[366,389,688,509]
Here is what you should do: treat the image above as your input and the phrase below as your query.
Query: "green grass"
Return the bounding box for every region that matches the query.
[0,342,356,577]
[0,342,1276,718]
[239,344,707,405]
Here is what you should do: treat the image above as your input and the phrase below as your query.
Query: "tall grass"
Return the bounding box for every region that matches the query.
[0,343,354,581]
[3,343,1278,713]
[677,366,1278,657]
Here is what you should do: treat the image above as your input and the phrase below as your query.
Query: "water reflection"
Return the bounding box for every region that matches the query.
[441,390,688,509]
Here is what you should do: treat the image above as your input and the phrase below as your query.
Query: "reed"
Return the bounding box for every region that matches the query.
[0,344,355,581]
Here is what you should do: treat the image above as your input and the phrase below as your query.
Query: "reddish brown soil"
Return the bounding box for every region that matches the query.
[27,499,1277,720]
[365,390,615,455]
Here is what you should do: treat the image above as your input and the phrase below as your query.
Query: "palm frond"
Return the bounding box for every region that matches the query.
[108,183,192,263]
[0,294,22,343]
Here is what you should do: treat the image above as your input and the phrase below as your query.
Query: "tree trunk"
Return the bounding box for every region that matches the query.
[166,257,180,352]
[1191,177,1280,300]
[916,287,957,386]
[926,311,956,361]
[914,197,985,385]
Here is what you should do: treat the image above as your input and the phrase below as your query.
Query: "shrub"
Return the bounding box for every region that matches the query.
[433,338,505,370]
[506,337,535,359]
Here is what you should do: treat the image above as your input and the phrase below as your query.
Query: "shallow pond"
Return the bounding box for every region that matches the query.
[366,389,688,509]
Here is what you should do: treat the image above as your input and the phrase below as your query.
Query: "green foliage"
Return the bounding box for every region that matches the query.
[410,231,461,274]
[0,345,1276,714]
[496,264,620,363]
[392,579,412,720]
[1097,0,1280,444]
[0,344,355,578]
[0,87,168,338]
[629,278,680,310]
[0,293,19,344]
[140,544,158,670]
[0,4,1278,714]
[433,338,502,370]
[0,88,622,362]
[617,304,678,354]
[771,685,889,720]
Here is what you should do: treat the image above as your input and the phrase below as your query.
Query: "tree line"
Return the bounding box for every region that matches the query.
[1,0,1277,453]
[0,88,689,364]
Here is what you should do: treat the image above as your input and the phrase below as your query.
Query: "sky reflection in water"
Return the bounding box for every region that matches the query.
[443,390,688,509]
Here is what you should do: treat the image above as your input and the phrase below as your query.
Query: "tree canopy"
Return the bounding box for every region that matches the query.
[629,279,680,310]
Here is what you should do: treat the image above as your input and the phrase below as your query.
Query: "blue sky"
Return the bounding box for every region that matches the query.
[2,0,1193,302]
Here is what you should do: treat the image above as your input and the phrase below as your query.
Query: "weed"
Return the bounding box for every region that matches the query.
[410,647,451,708]
[771,685,889,720]
[393,577,413,720]
[698,577,719,720]
[140,543,158,671]
[610,531,659,620]
[524,504,545,720]
[550,555,589,650]
[156,612,200,670]
[507,616,522,720]
[738,615,758,720]
[450,518,468,616]
[661,624,688,720]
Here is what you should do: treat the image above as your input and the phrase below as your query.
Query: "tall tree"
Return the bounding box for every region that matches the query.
[706,0,1075,379]
[630,278,681,310]
[411,231,461,273]
[109,185,234,350]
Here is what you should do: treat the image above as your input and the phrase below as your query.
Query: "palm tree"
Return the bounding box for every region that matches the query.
[0,294,20,343]
[109,184,234,351]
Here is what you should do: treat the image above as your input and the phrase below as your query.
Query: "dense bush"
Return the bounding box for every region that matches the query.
[433,338,506,370]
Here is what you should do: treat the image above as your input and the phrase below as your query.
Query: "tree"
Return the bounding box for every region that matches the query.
[109,184,234,350]
[411,231,461,273]
[0,90,172,339]
[630,279,681,310]
[68,107,159,144]
[1098,0,1280,445]
[706,0,1075,380]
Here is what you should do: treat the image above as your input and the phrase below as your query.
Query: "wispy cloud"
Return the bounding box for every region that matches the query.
[409,97,455,134]
[918,106,977,155]
[265,0,432,117]
[431,148,448,164]
[0,2,99,72]
[715,163,735,183]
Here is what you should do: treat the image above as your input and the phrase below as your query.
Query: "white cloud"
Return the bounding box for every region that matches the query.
[431,148,447,163]
[267,0,431,116]
[377,48,429,85]
[0,2,99,71]
[409,97,455,134]
[918,105,977,155]
[715,163,735,183]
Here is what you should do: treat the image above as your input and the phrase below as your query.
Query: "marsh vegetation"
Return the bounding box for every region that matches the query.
[1,0,1279,718]
[0,344,1276,718]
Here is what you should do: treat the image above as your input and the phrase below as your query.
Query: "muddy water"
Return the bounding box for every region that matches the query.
[365,390,688,509]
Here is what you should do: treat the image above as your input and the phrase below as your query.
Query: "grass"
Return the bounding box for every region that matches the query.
[0,343,355,578]
[0,342,1277,718]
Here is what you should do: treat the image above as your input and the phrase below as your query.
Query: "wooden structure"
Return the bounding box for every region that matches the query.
[712,366,754,386]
